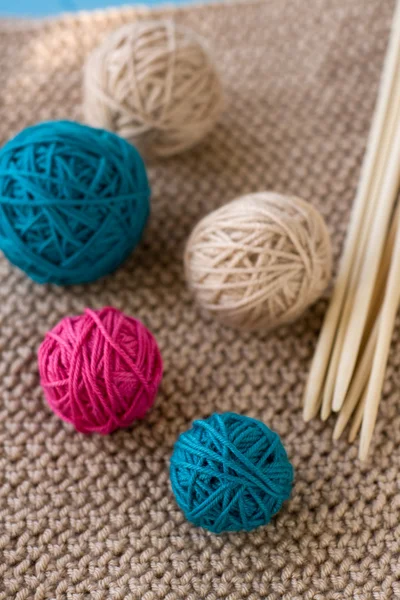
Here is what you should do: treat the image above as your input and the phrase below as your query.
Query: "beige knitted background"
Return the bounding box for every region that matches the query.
[1,1,400,599]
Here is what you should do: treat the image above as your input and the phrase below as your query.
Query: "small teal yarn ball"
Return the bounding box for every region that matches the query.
[0,120,150,285]
[170,412,294,533]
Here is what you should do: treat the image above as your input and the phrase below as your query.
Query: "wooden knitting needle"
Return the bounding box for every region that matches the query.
[332,21,400,412]
[319,327,342,420]
[349,391,366,443]
[363,200,400,334]
[320,217,378,421]
[303,1,400,421]
[359,198,400,460]
[320,183,399,421]
[333,322,375,439]
[320,225,373,421]
[333,103,400,412]
[333,202,399,438]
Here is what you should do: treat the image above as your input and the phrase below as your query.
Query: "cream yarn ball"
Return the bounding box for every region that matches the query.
[184,192,332,332]
[83,19,224,158]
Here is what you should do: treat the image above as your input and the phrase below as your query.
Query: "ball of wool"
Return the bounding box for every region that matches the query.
[0,120,150,285]
[38,307,163,434]
[83,19,224,158]
[170,412,294,533]
[184,191,332,332]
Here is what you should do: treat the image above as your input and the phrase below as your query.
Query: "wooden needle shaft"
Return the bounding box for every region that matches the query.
[323,178,399,420]
[359,203,400,460]
[333,321,376,440]
[303,1,400,420]
[349,392,366,443]
[333,54,400,412]
[332,201,399,439]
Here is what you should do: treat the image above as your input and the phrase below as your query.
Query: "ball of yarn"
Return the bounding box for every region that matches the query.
[170,412,294,533]
[184,191,332,332]
[0,120,150,285]
[83,19,224,158]
[38,307,163,434]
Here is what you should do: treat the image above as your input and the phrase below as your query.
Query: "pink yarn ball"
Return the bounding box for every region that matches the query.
[38,307,163,434]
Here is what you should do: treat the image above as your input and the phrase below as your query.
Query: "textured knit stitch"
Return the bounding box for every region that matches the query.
[0,2,399,599]
[170,412,294,533]
[38,307,163,434]
[0,121,150,285]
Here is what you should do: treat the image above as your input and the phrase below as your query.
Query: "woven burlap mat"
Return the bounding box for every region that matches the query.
[1,1,399,598]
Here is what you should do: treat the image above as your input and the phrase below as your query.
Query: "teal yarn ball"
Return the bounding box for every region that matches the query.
[0,120,150,285]
[170,412,294,533]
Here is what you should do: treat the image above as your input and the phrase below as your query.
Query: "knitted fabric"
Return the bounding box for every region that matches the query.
[0,2,399,599]
[170,412,294,533]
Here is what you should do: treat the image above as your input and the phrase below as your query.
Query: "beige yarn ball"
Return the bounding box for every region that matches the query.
[184,192,332,332]
[83,19,224,158]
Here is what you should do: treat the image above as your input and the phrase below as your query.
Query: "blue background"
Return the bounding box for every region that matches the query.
[0,0,193,17]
